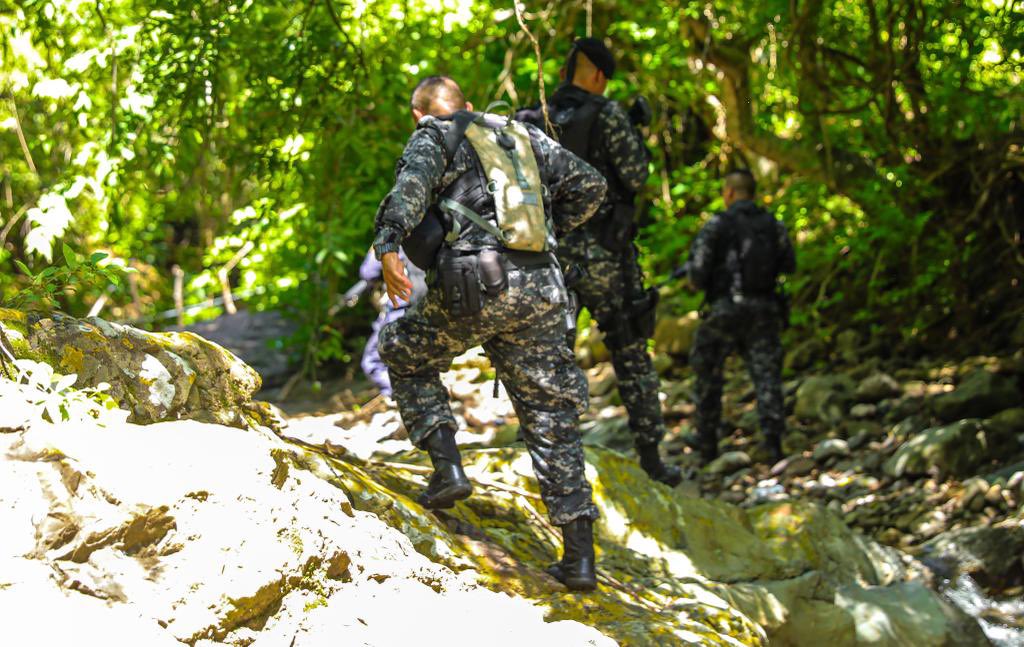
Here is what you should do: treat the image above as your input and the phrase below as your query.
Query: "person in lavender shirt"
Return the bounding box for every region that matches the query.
[357,248,427,397]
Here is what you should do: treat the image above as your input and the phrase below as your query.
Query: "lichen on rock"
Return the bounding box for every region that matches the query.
[0,309,271,429]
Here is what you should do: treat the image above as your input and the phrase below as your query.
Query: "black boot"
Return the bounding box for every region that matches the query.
[417,426,472,509]
[694,428,719,464]
[546,517,597,591]
[637,444,683,487]
[758,433,784,466]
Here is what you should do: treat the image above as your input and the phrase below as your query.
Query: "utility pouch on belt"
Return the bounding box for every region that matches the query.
[477,249,509,296]
[437,253,483,318]
[598,202,638,253]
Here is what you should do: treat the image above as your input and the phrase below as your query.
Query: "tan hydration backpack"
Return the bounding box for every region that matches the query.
[437,106,550,252]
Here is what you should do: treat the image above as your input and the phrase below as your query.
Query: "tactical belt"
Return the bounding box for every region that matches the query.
[502,249,557,269]
[441,247,555,270]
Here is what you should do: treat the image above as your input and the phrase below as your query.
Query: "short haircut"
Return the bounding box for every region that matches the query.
[410,76,466,116]
[724,169,757,197]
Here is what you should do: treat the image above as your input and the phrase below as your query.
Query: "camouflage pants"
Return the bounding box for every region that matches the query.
[378,265,599,525]
[690,299,786,445]
[559,229,666,448]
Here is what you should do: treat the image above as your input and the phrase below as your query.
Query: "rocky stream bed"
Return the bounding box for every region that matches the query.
[1,309,1022,645]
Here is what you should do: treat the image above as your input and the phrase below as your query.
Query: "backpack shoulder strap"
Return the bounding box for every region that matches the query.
[440,110,478,167]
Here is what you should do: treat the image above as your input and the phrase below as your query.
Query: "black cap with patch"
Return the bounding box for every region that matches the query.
[569,37,616,79]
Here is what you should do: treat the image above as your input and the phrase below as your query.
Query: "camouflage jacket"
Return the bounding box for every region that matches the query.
[373,114,607,258]
[687,199,797,304]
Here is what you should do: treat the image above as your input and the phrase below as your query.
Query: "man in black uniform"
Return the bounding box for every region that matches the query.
[687,170,796,465]
[518,38,681,486]
[374,76,608,590]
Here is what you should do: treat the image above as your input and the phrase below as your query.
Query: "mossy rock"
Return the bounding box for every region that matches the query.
[321,445,984,646]
[0,309,268,429]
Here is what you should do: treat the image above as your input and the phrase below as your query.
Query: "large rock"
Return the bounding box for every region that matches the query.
[1,413,613,646]
[834,582,990,647]
[931,370,1020,423]
[883,419,997,478]
[922,523,1024,590]
[985,408,1024,440]
[181,310,297,388]
[653,311,700,357]
[1,378,990,646]
[0,309,267,429]
[795,375,856,425]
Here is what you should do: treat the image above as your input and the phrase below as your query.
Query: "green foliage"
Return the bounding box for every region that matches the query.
[6,243,130,311]
[1,0,1020,364]
[5,359,127,426]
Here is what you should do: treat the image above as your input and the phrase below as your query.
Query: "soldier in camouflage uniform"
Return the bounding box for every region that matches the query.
[687,170,796,465]
[374,76,607,590]
[518,38,681,486]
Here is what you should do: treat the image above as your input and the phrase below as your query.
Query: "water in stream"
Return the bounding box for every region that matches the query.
[943,575,1024,647]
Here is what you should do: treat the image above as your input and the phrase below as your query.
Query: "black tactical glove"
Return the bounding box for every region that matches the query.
[628,95,652,128]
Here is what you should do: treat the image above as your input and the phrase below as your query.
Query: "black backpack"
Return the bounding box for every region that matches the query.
[516,93,607,164]
[728,205,780,297]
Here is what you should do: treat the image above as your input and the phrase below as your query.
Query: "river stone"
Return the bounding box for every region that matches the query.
[783,456,818,477]
[883,420,993,478]
[923,523,1024,589]
[834,330,861,364]
[985,408,1024,441]
[960,477,991,511]
[653,311,700,357]
[834,581,990,646]
[706,450,753,475]
[786,337,827,371]
[885,395,926,423]
[856,373,902,403]
[932,369,1020,422]
[738,409,761,432]
[891,414,930,440]
[783,430,811,455]
[586,363,617,397]
[814,439,851,463]
[0,309,267,429]
[795,375,856,425]
[850,403,878,419]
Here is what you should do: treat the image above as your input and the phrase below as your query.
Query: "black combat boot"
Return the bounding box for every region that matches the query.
[417,426,472,509]
[695,428,719,464]
[546,517,597,591]
[637,444,683,487]
[758,432,784,466]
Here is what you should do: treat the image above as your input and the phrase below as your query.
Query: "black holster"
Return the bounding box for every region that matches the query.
[776,288,792,330]
[436,249,510,318]
[603,287,659,351]
[597,202,638,253]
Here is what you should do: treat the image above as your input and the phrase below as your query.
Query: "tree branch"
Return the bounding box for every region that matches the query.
[682,17,834,188]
